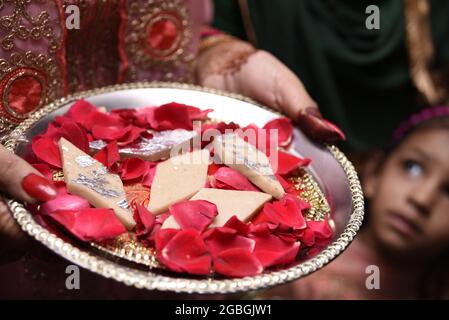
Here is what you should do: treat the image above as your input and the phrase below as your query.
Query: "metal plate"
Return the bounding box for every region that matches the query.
[3,82,364,294]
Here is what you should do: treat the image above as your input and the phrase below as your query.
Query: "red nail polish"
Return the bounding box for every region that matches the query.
[21,173,58,202]
[321,119,346,141]
[296,108,346,142]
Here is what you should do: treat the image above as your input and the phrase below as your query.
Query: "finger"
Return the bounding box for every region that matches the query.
[231,50,317,118]
[0,144,57,203]
[232,51,345,142]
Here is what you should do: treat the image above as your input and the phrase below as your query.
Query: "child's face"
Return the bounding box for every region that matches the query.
[365,129,449,259]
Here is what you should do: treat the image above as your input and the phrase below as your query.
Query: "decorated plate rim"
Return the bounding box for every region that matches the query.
[2,82,364,294]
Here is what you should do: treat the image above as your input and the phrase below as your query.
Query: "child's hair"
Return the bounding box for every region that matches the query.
[391,105,449,149]
[386,106,449,299]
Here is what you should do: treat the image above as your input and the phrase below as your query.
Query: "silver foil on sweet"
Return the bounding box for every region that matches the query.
[75,155,95,168]
[73,173,121,198]
[117,199,130,209]
[89,140,107,150]
[92,165,108,177]
[89,129,197,156]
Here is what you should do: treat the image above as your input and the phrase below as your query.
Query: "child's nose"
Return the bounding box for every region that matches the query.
[408,180,438,215]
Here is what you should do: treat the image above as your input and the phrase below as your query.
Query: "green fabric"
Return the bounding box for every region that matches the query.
[213,0,449,151]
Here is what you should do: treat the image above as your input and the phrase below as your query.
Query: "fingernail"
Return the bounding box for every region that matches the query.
[321,119,346,141]
[21,173,58,202]
[296,108,346,142]
[304,106,323,119]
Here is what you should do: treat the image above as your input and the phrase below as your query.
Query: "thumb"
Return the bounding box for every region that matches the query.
[0,144,57,203]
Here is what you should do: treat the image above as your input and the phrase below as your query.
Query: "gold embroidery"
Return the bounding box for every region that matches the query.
[0,0,65,133]
[121,0,193,83]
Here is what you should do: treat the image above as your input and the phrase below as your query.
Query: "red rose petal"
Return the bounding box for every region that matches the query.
[93,141,120,170]
[213,248,263,278]
[307,219,333,242]
[31,118,89,168]
[111,108,147,127]
[260,194,307,230]
[169,200,218,232]
[155,228,178,252]
[240,124,278,156]
[133,205,155,237]
[249,222,278,236]
[41,194,90,215]
[46,208,126,242]
[85,110,123,131]
[120,158,150,181]
[32,163,53,181]
[207,163,223,176]
[160,229,211,275]
[213,167,259,192]
[276,151,311,176]
[223,216,250,236]
[31,136,61,168]
[153,102,193,130]
[116,126,146,146]
[91,125,129,141]
[185,105,213,120]
[65,99,98,126]
[142,166,157,187]
[253,235,300,268]
[204,227,255,257]
[263,117,294,147]
[296,228,315,247]
[276,174,298,195]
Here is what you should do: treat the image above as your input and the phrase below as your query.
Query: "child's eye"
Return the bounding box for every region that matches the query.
[403,160,423,177]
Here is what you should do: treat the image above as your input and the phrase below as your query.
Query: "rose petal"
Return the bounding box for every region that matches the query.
[160,229,211,275]
[223,216,250,236]
[31,119,89,168]
[249,222,278,236]
[276,151,311,176]
[31,136,61,168]
[41,194,90,215]
[120,158,150,181]
[253,235,300,268]
[204,227,255,257]
[112,108,147,127]
[207,163,223,176]
[307,219,333,239]
[46,208,126,242]
[54,181,69,195]
[85,110,123,131]
[213,248,263,277]
[93,141,120,170]
[296,228,315,247]
[275,174,298,195]
[116,126,146,146]
[155,228,178,252]
[240,124,277,156]
[65,99,98,126]
[263,117,294,147]
[213,167,259,191]
[32,163,53,181]
[185,105,213,120]
[169,200,218,232]
[153,102,192,130]
[91,124,130,141]
[142,166,157,187]
[133,205,155,237]
[259,194,307,229]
